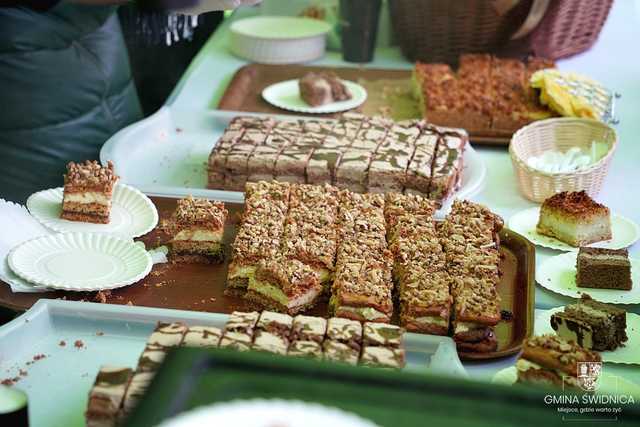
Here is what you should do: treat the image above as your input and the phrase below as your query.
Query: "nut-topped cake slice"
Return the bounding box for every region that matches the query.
[537,191,611,247]
[517,334,601,389]
[61,160,118,224]
[246,256,323,315]
[168,196,227,264]
[439,200,503,352]
[226,181,290,294]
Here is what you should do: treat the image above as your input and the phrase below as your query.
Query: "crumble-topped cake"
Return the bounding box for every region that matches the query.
[246,256,323,315]
[517,334,601,389]
[536,191,611,247]
[413,54,555,135]
[551,294,628,351]
[576,247,632,290]
[168,196,228,264]
[61,160,118,224]
[299,71,352,107]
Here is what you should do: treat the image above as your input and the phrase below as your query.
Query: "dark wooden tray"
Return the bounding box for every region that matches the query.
[217,63,512,146]
[0,197,534,360]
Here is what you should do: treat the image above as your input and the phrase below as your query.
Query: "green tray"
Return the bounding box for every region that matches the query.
[125,348,640,427]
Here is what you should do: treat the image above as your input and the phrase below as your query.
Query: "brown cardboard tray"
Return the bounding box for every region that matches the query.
[217,63,512,146]
[0,197,534,360]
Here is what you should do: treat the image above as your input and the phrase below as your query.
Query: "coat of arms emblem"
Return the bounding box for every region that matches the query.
[576,361,602,391]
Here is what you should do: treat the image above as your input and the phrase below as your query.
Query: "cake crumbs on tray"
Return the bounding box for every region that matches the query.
[94,290,112,304]
[96,331,104,336]
[1,378,16,386]
[19,369,27,377]
[59,340,66,347]
[74,340,84,349]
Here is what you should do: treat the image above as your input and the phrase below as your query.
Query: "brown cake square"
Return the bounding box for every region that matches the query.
[576,247,632,290]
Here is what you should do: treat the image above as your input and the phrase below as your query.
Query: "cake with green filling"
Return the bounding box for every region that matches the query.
[168,196,227,264]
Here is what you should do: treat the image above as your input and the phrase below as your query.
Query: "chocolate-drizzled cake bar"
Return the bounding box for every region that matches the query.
[287,314,327,359]
[252,311,293,355]
[61,160,118,224]
[119,323,187,420]
[209,114,467,205]
[86,366,132,427]
[219,311,259,351]
[168,196,228,264]
[439,200,504,353]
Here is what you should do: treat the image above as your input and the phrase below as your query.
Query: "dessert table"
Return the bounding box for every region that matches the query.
[1,0,639,392]
[167,1,640,309]
[153,0,640,380]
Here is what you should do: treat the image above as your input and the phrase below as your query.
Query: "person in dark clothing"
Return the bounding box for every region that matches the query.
[0,0,255,203]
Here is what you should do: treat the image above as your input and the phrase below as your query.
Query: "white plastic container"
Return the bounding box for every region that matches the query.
[229,16,331,64]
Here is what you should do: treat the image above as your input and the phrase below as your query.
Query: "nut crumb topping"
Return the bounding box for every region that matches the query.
[542,191,609,216]
[174,196,227,229]
[64,160,118,189]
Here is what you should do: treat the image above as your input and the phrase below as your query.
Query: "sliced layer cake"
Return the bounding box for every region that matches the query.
[168,196,227,263]
[61,160,118,224]
[551,295,628,351]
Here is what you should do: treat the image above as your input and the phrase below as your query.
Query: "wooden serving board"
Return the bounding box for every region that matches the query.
[0,196,534,360]
[217,63,512,146]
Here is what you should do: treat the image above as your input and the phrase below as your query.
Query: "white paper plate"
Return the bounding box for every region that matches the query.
[535,307,640,365]
[8,233,152,291]
[536,252,640,304]
[262,79,367,114]
[492,366,640,397]
[27,183,158,239]
[508,207,640,251]
[157,399,380,427]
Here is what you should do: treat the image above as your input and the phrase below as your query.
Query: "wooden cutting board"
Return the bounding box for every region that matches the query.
[217,63,511,146]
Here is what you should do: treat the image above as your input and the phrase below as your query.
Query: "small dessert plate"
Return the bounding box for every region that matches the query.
[262,79,367,114]
[8,233,152,291]
[535,307,640,365]
[27,183,158,239]
[508,207,640,251]
[492,367,640,397]
[536,252,640,304]
[157,399,380,427]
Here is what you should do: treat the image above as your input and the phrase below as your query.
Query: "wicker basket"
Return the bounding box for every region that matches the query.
[509,118,617,203]
[389,0,613,64]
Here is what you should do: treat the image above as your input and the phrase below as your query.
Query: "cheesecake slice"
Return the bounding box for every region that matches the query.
[536,191,611,247]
